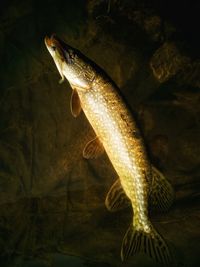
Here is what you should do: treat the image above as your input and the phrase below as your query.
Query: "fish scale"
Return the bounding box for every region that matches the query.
[45,34,174,265]
[77,79,150,226]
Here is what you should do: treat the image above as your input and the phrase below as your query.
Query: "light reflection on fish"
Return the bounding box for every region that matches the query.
[44,34,174,264]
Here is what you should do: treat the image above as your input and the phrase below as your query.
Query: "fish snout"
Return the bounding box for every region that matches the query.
[45,34,61,50]
[44,35,53,47]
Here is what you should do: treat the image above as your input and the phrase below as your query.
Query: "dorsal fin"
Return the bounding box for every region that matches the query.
[83,137,104,159]
[70,89,82,117]
[105,179,131,212]
[149,166,174,212]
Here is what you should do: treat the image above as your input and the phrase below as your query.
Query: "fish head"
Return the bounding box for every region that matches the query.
[45,34,95,90]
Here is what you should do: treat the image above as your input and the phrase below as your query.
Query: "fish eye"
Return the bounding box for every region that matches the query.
[51,46,56,51]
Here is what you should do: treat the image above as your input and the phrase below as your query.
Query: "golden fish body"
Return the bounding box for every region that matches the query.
[78,76,151,230]
[45,35,174,265]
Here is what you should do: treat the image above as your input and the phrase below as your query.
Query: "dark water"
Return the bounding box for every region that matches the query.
[0,0,200,266]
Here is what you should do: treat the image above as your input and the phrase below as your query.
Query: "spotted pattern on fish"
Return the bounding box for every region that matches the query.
[45,35,174,265]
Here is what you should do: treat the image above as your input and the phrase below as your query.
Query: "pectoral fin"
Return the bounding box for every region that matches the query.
[149,166,174,212]
[70,89,82,117]
[83,137,104,159]
[105,179,130,212]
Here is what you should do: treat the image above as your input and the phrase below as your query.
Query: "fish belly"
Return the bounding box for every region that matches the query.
[78,84,150,214]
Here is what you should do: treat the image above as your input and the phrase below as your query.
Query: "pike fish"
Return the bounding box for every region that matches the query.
[45,34,174,264]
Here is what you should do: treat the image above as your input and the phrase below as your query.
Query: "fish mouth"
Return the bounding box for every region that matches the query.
[44,34,74,64]
[44,34,71,58]
[44,36,51,47]
[44,34,57,47]
[44,34,66,52]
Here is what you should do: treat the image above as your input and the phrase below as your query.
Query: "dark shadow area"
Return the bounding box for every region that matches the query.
[0,0,199,266]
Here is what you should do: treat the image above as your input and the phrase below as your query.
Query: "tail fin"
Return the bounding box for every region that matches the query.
[121,223,171,265]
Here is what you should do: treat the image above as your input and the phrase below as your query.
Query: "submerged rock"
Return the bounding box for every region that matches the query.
[150,42,190,83]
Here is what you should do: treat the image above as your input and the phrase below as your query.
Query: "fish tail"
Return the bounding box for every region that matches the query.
[121,221,172,265]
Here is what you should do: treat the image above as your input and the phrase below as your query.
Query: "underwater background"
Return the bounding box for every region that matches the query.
[0,0,199,266]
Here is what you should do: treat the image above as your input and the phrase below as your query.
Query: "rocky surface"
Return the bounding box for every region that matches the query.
[0,0,200,266]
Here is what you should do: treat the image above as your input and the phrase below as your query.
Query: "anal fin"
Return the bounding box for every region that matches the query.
[150,166,174,212]
[105,179,130,212]
[83,137,104,159]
